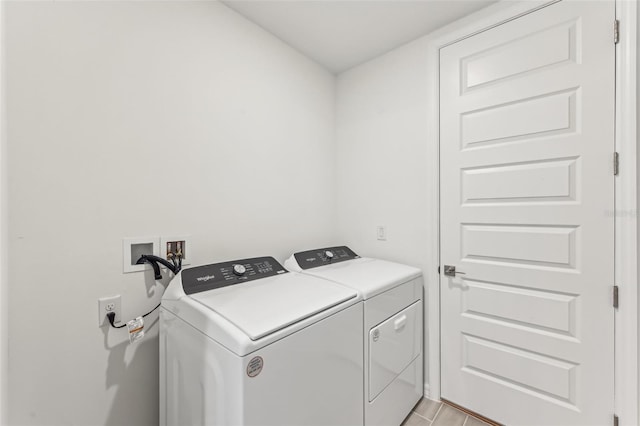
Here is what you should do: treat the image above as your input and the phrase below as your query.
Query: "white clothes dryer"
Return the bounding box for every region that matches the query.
[160,256,364,426]
[285,247,424,426]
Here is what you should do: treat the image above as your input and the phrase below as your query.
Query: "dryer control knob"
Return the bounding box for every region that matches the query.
[325,250,335,260]
[233,264,246,276]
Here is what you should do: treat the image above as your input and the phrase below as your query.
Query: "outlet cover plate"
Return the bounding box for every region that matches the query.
[98,295,122,327]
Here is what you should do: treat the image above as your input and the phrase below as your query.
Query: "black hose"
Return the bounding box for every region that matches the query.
[136,254,180,280]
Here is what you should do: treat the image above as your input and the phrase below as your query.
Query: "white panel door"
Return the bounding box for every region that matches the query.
[439,1,615,425]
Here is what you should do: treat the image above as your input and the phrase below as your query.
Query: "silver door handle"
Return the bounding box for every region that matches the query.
[444,265,466,277]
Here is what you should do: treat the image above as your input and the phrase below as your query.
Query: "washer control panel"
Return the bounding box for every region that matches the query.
[181,257,288,295]
[293,246,359,270]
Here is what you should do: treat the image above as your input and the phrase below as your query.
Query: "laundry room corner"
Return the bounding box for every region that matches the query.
[4,2,338,425]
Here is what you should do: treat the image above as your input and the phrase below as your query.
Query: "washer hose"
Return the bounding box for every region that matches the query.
[136,254,180,280]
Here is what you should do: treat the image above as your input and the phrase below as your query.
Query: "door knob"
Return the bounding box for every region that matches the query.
[444,265,466,277]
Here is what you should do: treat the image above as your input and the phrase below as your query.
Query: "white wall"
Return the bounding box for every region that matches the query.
[5,1,336,424]
[0,0,7,423]
[637,1,640,416]
[335,42,432,270]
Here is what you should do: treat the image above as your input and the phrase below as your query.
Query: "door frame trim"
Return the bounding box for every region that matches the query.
[613,0,637,422]
[426,0,638,423]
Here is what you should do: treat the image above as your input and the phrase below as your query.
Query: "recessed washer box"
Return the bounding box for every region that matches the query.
[123,237,160,273]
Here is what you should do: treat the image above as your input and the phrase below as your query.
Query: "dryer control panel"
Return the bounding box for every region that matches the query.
[181,257,288,295]
[293,246,359,270]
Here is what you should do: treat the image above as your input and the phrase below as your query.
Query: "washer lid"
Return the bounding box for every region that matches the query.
[189,272,358,341]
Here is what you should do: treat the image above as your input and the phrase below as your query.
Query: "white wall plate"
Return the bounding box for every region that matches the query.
[123,237,160,273]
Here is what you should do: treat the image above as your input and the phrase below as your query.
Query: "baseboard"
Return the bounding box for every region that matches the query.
[423,383,433,400]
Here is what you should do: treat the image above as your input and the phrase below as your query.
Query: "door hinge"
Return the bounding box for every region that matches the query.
[613,285,619,309]
[614,19,620,44]
[614,152,619,175]
[613,414,619,426]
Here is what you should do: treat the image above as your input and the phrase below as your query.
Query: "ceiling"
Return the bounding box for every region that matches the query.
[221,0,498,73]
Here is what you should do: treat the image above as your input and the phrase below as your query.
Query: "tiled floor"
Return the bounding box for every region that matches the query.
[402,399,492,426]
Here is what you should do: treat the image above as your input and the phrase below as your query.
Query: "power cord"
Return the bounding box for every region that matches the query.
[109,252,181,329]
[106,303,161,329]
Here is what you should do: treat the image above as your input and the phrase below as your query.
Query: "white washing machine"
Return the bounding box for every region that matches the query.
[160,256,364,426]
[285,246,424,426]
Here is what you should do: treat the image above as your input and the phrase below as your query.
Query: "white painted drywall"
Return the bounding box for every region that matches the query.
[335,42,433,271]
[5,1,336,424]
[637,0,640,417]
[0,0,7,423]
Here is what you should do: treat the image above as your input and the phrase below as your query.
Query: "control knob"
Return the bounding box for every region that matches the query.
[233,264,246,276]
[325,250,334,260]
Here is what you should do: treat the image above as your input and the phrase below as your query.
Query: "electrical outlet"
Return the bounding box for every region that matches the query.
[98,295,122,327]
[377,226,387,241]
